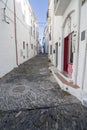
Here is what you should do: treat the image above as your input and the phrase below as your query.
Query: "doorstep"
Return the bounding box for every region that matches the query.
[54,72,79,89]
[49,66,81,100]
[49,66,72,82]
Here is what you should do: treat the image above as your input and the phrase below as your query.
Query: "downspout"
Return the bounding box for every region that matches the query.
[74,0,81,84]
[14,0,18,66]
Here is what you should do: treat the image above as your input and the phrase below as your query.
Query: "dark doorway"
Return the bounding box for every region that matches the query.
[55,42,58,67]
[63,36,69,73]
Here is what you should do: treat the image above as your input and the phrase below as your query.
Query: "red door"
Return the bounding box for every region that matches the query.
[63,36,69,73]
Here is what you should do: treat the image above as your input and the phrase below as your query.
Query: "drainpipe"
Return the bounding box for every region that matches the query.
[14,0,18,66]
[74,0,81,84]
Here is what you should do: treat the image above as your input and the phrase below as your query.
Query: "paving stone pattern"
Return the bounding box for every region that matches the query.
[0,54,87,130]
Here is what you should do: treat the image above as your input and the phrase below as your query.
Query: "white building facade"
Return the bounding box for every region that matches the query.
[0,0,38,78]
[42,26,48,54]
[47,0,87,106]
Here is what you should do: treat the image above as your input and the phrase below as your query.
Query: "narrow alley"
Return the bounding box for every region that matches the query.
[1,0,87,129]
[0,54,87,130]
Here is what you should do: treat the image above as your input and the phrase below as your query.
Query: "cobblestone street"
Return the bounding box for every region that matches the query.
[0,54,87,130]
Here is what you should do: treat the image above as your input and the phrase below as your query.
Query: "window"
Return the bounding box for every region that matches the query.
[49,33,51,41]
[33,24,35,39]
[23,56,25,59]
[31,44,33,49]
[82,0,87,5]
[69,33,74,63]
[23,41,25,49]
[50,45,52,55]
[81,31,85,41]
[49,26,52,41]
[31,26,32,35]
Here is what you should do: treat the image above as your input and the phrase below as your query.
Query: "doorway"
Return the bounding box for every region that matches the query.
[63,33,73,77]
[63,36,69,73]
[55,42,58,67]
[26,44,29,58]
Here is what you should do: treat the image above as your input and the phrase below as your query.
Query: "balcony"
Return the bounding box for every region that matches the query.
[54,0,71,15]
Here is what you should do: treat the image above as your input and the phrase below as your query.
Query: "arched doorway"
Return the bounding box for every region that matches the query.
[63,10,75,77]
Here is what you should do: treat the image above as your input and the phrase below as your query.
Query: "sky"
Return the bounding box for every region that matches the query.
[29,0,48,42]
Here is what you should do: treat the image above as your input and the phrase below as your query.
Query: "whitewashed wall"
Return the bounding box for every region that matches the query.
[15,0,30,65]
[48,0,54,61]
[60,0,80,83]
[0,0,38,77]
[77,1,87,90]
[44,36,48,54]
[0,0,16,77]
[52,16,62,71]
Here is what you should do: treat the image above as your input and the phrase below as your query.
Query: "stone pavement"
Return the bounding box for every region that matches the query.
[0,54,87,130]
